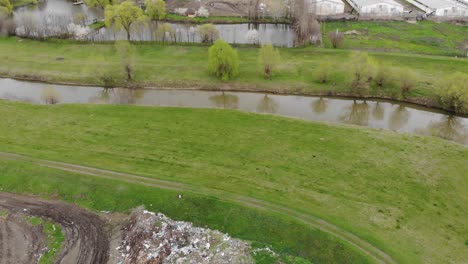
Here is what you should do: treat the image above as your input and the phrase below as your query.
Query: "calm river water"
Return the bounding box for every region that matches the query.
[1,78,466,145]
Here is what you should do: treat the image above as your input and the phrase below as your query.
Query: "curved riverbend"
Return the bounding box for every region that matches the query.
[0,78,466,145]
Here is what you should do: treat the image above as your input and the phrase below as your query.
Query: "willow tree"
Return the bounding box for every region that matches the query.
[208,39,239,81]
[84,0,111,9]
[258,44,280,79]
[145,0,166,20]
[105,1,146,40]
[0,0,13,16]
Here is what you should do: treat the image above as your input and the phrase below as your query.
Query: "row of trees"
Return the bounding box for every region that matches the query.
[208,39,280,81]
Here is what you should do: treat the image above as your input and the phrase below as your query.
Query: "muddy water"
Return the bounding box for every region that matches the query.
[0,78,467,144]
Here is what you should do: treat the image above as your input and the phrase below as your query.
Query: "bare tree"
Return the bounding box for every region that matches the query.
[293,0,321,45]
[328,29,344,48]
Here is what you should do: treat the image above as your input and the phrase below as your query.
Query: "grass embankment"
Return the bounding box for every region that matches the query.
[0,100,467,263]
[27,216,65,264]
[322,20,468,56]
[0,36,466,103]
[0,159,367,264]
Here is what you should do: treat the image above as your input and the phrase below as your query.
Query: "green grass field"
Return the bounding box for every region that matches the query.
[322,21,468,56]
[0,37,466,105]
[0,100,466,263]
[0,159,367,264]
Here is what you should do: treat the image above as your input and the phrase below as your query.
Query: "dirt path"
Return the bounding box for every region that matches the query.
[0,151,397,264]
[0,192,109,264]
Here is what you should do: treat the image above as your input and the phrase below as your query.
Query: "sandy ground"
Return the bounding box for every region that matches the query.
[0,192,110,264]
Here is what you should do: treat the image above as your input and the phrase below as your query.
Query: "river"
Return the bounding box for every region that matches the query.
[0,78,466,145]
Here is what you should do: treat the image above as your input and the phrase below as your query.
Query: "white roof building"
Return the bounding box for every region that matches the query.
[353,0,405,15]
[312,0,346,15]
[406,0,468,16]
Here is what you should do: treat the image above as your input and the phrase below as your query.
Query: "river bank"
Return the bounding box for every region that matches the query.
[1,37,466,109]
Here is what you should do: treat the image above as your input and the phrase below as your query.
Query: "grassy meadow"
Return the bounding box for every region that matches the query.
[0,100,466,263]
[322,20,468,56]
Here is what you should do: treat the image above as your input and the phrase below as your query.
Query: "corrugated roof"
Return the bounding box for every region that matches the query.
[354,0,403,7]
[418,0,466,9]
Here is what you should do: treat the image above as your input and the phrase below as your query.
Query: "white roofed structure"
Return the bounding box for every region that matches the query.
[405,0,468,16]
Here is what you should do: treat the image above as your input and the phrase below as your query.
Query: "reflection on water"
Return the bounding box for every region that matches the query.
[372,102,385,121]
[311,97,327,114]
[339,100,370,126]
[0,78,467,145]
[257,95,278,114]
[418,116,468,144]
[389,106,410,131]
[209,92,239,109]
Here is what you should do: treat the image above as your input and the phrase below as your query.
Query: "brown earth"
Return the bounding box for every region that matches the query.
[0,192,110,264]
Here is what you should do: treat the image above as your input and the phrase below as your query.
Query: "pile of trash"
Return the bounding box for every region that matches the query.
[117,207,253,264]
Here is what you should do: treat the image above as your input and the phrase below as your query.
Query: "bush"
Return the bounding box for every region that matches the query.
[398,68,417,97]
[208,39,239,81]
[346,52,376,96]
[374,64,394,88]
[258,44,280,79]
[328,30,344,49]
[315,63,332,83]
[436,72,468,114]
[198,23,219,44]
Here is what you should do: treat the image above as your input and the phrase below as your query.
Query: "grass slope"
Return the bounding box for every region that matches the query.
[323,21,468,56]
[0,37,466,102]
[0,100,467,263]
[0,159,367,264]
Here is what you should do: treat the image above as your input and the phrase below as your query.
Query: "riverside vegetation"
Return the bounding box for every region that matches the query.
[0,37,467,112]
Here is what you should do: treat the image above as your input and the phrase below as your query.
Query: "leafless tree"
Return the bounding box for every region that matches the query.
[293,0,321,45]
[328,29,344,48]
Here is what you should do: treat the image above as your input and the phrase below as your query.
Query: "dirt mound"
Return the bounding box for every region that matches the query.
[0,192,109,264]
[117,207,253,264]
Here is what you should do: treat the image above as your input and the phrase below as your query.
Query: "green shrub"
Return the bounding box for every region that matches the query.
[208,39,239,81]
[436,72,468,114]
[315,62,332,83]
[346,52,376,96]
[258,44,280,79]
[397,68,417,97]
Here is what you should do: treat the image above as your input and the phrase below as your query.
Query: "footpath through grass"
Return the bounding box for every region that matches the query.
[0,100,467,263]
[0,159,367,264]
[0,36,466,103]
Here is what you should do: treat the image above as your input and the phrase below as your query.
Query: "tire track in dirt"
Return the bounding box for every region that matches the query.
[0,151,396,264]
[0,192,109,264]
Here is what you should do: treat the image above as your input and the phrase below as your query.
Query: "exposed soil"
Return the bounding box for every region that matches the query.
[0,211,47,264]
[0,192,110,264]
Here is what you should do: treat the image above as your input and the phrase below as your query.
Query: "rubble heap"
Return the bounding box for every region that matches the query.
[118,207,254,264]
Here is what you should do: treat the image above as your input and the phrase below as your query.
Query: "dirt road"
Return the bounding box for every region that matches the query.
[0,151,397,264]
[0,192,109,264]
